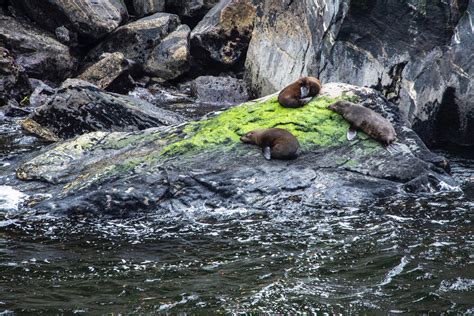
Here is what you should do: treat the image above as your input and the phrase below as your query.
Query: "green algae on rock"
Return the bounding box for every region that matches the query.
[161,94,355,157]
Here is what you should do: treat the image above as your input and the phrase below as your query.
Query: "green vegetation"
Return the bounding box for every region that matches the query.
[161,94,358,157]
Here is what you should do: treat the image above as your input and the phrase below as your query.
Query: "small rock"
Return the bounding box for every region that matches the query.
[77,52,136,91]
[4,99,30,117]
[0,47,31,105]
[55,25,71,44]
[20,118,61,142]
[190,76,249,105]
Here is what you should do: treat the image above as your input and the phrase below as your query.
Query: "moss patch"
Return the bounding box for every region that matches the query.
[161,95,355,157]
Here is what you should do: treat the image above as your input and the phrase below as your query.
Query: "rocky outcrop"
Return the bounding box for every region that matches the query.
[28,81,184,139]
[143,24,191,80]
[15,83,455,214]
[165,0,219,21]
[191,0,256,68]
[190,75,249,105]
[77,52,136,92]
[11,0,128,42]
[245,0,473,146]
[0,14,77,81]
[85,13,190,79]
[132,0,165,17]
[0,47,31,105]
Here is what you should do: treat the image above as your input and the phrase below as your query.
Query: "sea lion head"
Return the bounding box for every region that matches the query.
[302,77,321,96]
[240,129,263,145]
[328,100,353,114]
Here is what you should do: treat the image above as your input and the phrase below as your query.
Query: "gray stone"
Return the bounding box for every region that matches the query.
[165,0,219,18]
[29,82,185,139]
[191,0,256,66]
[144,25,191,79]
[77,52,135,91]
[190,75,249,105]
[12,0,128,41]
[133,0,165,16]
[0,14,77,82]
[85,12,180,66]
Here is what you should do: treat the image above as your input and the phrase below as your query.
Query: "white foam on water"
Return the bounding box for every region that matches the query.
[0,186,27,211]
[379,256,409,287]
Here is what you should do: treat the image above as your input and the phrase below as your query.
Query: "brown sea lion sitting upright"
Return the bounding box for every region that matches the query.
[278,76,321,108]
[240,128,300,160]
[327,101,397,146]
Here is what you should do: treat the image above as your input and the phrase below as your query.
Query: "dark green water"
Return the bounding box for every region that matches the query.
[0,117,473,314]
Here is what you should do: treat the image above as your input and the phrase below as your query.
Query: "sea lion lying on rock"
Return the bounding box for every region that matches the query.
[328,101,397,146]
[278,76,321,108]
[240,128,300,160]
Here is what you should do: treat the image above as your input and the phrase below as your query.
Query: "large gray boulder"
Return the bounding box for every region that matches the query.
[14,83,454,213]
[28,80,184,139]
[12,0,128,42]
[0,14,77,81]
[191,0,256,67]
[245,0,473,146]
[143,24,191,80]
[190,75,249,105]
[86,13,190,79]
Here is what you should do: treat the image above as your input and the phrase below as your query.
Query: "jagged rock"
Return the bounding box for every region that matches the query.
[191,0,256,67]
[15,83,455,213]
[245,0,473,146]
[4,99,30,117]
[28,79,55,108]
[190,75,249,105]
[11,0,128,42]
[165,0,219,20]
[144,24,190,79]
[132,0,165,17]
[85,13,181,72]
[0,47,31,106]
[77,52,136,92]
[29,82,184,139]
[0,14,77,81]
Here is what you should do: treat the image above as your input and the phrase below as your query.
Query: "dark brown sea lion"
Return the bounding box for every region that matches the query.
[327,101,397,146]
[278,76,321,108]
[240,128,300,160]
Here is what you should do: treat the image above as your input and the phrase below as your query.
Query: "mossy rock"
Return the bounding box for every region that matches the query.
[161,94,355,157]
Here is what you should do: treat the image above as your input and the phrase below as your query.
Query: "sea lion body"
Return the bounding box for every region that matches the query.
[278,76,321,108]
[328,101,397,145]
[240,128,300,160]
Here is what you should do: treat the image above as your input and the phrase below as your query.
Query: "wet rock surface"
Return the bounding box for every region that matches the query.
[190,75,249,105]
[11,0,128,42]
[132,0,165,17]
[245,0,473,147]
[0,14,77,81]
[14,83,455,213]
[28,81,184,139]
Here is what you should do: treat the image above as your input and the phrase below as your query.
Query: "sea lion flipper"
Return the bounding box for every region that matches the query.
[300,85,309,98]
[263,146,272,160]
[300,97,312,105]
[347,128,357,141]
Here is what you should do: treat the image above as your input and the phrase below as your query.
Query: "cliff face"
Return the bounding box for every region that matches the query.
[245,0,473,146]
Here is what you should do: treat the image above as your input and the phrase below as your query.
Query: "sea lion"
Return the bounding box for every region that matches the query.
[278,76,321,108]
[240,128,300,160]
[327,101,397,146]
